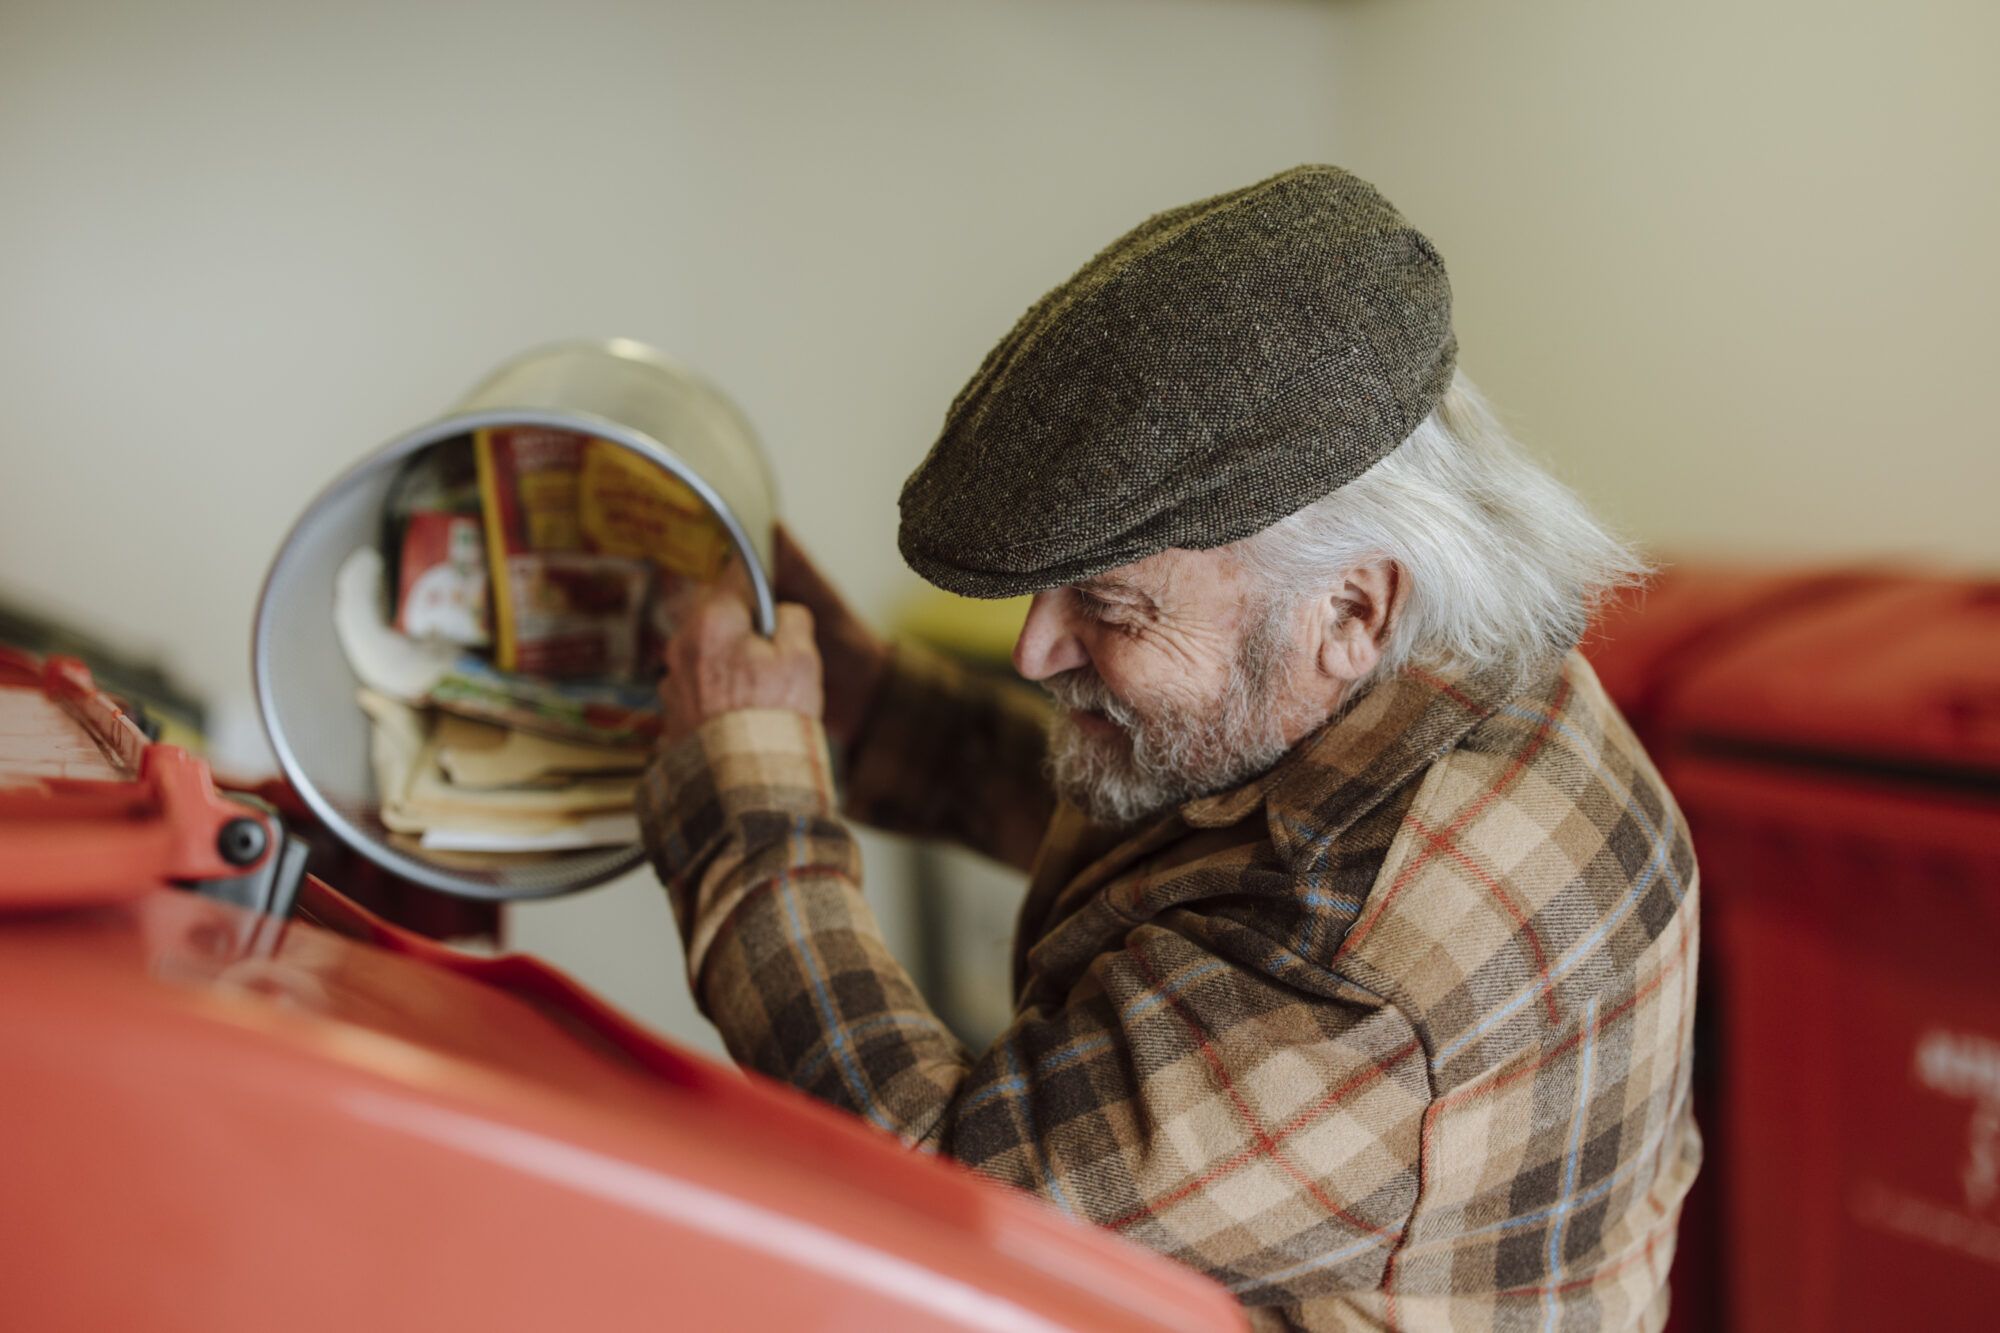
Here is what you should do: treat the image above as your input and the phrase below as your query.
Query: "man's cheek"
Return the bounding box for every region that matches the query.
[1107,681,1199,734]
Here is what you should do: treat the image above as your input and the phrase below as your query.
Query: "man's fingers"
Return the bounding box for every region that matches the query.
[714,549,758,609]
[694,588,754,648]
[774,602,817,656]
[657,591,825,743]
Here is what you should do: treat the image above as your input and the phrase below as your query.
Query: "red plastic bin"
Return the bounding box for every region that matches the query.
[1598,573,2000,1332]
[0,640,1246,1333]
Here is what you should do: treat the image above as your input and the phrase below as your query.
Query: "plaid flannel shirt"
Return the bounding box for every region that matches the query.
[639,643,1700,1331]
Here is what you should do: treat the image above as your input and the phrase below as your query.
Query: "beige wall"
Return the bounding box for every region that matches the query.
[0,0,1347,1047]
[5,0,1989,1050]
[1327,0,1998,566]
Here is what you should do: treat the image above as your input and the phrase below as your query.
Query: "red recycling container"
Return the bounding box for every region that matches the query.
[1592,572,2000,1332]
[0,642,1245,1332]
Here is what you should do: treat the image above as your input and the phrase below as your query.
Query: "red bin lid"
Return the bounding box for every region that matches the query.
[1663,576,2000,779]
[0,644,270,908]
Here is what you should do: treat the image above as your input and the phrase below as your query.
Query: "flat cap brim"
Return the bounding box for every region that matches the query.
[898,164,1456,599]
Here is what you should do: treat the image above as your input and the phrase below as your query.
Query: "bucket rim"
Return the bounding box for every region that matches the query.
[251,405,777,901]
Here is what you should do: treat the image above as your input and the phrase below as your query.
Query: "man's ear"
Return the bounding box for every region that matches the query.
[1315,559,1402,685]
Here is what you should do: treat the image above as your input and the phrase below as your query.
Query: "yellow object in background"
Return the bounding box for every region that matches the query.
[893,588,1031,669]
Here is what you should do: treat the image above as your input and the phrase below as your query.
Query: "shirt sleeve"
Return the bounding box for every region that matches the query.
[838,641,1055,873]
[638,710,1432,1310]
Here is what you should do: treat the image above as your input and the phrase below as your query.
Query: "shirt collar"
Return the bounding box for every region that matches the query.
[1178,658,1540,861]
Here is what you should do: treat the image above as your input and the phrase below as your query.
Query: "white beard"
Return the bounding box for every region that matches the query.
[1041,608,1299,827]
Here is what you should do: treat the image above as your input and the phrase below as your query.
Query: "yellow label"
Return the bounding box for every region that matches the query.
[577,442,732,580]
[472,429,519,672]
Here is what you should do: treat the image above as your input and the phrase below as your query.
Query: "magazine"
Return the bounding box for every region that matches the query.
[474,426,730,678]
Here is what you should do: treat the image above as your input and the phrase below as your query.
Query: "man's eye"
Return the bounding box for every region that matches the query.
[1073,591,1118,621]
[1073,589,1146,633]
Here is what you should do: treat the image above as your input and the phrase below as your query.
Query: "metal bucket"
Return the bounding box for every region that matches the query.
[253,339,777,901]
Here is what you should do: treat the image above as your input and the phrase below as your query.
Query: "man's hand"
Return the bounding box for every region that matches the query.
[658,590,823,748]
[773,525,889,746]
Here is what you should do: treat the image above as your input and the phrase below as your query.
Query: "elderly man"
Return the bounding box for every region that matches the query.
[640,165,1700,1330]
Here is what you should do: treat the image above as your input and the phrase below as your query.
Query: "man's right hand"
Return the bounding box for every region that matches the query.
[772,524,889,747]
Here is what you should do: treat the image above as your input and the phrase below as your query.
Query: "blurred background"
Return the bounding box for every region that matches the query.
[2,2,1995,1326]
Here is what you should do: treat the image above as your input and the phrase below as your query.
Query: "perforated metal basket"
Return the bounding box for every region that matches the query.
[253,339,776,901]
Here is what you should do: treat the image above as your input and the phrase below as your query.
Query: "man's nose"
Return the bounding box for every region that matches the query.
[1012,591,1089,681]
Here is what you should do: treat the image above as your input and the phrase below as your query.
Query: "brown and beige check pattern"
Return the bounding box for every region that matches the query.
[640,644,1700,1331]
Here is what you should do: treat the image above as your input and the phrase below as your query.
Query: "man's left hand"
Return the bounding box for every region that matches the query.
[658,591,824,747]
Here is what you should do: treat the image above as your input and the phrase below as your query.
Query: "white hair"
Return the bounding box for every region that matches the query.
[1235,373,1648,692]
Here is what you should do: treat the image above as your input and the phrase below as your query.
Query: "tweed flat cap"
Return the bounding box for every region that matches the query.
[898,164,1456,598]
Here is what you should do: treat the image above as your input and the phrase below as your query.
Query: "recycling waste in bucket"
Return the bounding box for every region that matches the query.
[254,339,777,900]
